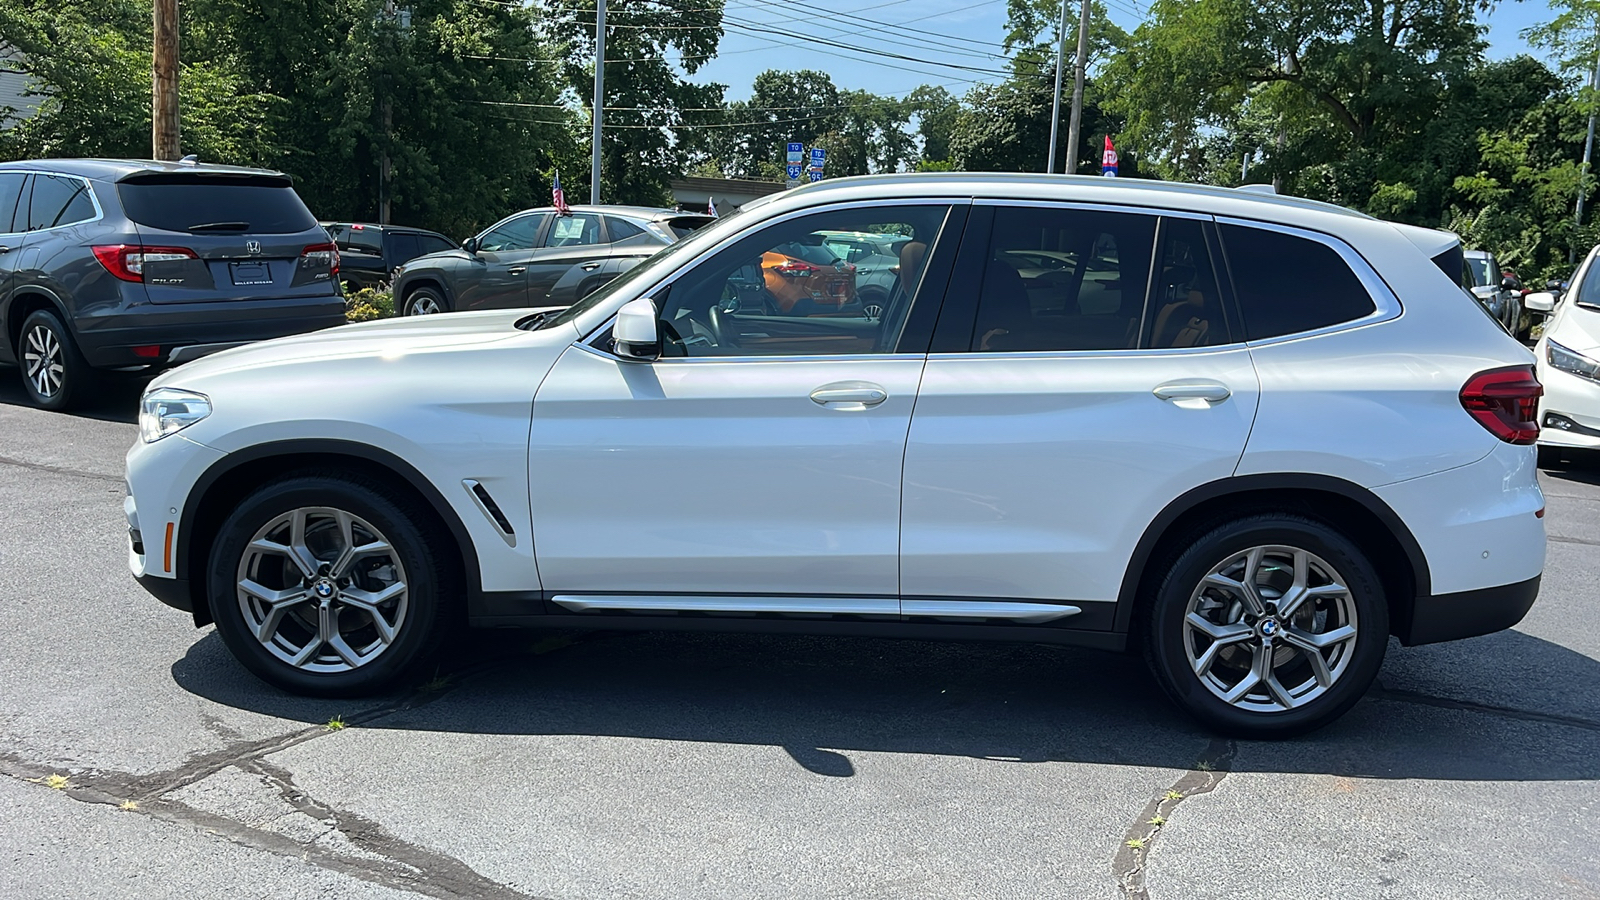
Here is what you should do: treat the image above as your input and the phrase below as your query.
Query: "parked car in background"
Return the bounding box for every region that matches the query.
[129,173,1545,738]
[1464,248,1524,336]
[0,158,343,410]
[391,206,712,317]
[322,222,456,290]
[1526,247,1600,461]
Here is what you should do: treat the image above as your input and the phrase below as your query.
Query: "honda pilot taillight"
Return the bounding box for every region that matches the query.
[92,245,198,282]
[1460,365,1542,445]
[775,258,817,277]
[300,242,339,278]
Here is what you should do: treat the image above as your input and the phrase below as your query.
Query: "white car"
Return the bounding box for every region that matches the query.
[1526,248,1600,459]
[127,174,1546,738]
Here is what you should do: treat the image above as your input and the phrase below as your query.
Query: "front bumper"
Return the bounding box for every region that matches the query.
[1398,575,1541,645]
[1536,362,1600,449]
[126,434,227,623]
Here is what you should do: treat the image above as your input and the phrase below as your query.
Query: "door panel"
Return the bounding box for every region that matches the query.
[455,250,535,310]
[529,346,927,595]
[900,348,1259,603]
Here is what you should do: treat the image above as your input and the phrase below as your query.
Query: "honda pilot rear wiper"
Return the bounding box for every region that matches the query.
[186,221,250,232]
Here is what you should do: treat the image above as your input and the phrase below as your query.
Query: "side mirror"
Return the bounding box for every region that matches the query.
[1470,284,1497,301]
[613,297,660,361]
[1524,291,1557,313]
[462,236,480,254]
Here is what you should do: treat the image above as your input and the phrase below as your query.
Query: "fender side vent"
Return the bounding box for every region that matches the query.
[463,479,516,545]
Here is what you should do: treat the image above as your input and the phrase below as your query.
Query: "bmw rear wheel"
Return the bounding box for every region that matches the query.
[1145,514,1388,738]
[207,473,457,696]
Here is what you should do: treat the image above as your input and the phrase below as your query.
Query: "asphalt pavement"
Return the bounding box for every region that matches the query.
[1,369,1597,899]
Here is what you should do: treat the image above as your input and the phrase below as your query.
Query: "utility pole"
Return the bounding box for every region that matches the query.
[590,0,606,205]
[1575,29,1600,262]
[380,0,396,224]
[1046,0,1070,173]
[1063,0,1090,174]
[151,0,180,160]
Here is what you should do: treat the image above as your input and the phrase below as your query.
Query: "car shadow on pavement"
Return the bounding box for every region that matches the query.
[1541,450,1600,488]
[172,623,1600,783]
[0,366,146,423]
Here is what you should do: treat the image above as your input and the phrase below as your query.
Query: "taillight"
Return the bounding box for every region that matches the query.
[92,245,198,282]
[774,258,817,277]
[300,242,339,278]
[1460,365,1542,445]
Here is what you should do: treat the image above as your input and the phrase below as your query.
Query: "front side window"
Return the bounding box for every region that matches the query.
[972,206,1156,352]
[644,204,952,357]
[544,213,603,248]
[1218,223,1377,340]
[28,174,96,230]
[479,214,547,252]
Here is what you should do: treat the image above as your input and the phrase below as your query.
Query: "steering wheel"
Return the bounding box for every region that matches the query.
[707,304,738,348]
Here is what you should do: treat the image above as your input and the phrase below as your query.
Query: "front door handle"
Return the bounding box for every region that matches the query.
[810,382,888,410]
[1153,380,1231,409]
[580,262,602,271]
[508,265,526,275]
[0,246,10,254]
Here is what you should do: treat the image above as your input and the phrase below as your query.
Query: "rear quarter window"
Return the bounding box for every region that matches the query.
[1218,223,1377,340]
[117,177,318,234]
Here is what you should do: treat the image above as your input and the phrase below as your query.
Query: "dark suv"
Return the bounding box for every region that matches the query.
[322,222,457,290]
[391,205,712,317]
[0,159,344,410]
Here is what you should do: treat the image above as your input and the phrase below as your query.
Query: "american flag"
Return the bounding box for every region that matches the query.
[707,196,718,218]
[552,171,570,216]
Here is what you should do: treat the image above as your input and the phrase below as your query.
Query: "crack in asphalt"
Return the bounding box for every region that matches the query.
[0,453,124,485]
[1370,684,1600,732]
[0,640,590,900]
[1550,534,1600,548]
[1112,738,1236,900]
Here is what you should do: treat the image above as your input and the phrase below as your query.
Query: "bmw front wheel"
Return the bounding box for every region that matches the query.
[207,473,458,696]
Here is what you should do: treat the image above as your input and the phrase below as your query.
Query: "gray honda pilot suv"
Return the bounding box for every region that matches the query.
[0,159,345,410]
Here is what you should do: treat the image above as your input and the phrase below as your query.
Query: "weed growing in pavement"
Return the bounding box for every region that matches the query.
[1195,760,1214,771]
[419,670,455,693]
[33,774,69,790]
[1126,838,1145,849]
[119,800,139,811]
[1148,816,1166,827]
[325,716,347,731]
[1165,790,1184,800]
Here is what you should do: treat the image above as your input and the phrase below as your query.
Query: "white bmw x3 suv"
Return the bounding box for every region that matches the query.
[127,174,1546,737]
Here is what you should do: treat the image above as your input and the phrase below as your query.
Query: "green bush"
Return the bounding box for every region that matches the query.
[344,283,395,322]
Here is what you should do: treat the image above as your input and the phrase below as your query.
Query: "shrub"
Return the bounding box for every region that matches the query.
[345,283,395,322]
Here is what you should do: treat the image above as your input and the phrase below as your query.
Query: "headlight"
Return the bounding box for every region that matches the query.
[140,388,212,443]
[1547,340,1600,383]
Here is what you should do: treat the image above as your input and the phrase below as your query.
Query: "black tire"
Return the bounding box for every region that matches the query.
[17,308,94,411]
[1144,514,1388,739]
[402,285,449,317]
[206,472,459,697]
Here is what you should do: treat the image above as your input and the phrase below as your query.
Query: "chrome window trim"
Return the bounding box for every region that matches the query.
[571,196,973,339]
[573,335,926,366]
[927,343,1250,361]
[1212,215,1402,346]
[972,196,1211,221]
[0,170,106,233]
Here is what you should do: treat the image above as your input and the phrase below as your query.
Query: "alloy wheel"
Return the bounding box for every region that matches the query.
[235,507,408,673]
[1182,544,1359,713]
[407,294,442,316]
[23,324,64,399]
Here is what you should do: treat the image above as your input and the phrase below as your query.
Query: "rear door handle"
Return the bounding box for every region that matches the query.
[1153,380,1231,408]
[810,382,888,410]
[0,246,9,254]
[580,262,602,271]
[508,266,526,275]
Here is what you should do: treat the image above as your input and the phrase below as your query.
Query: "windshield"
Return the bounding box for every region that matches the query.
[1577,258,1600,310]
[539,205,753,329]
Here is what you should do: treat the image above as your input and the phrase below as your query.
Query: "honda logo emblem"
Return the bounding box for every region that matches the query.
[246,240,261,255]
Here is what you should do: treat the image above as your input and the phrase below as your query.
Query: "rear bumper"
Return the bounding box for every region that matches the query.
[1399,575,1541,645]
[75,295,346,368]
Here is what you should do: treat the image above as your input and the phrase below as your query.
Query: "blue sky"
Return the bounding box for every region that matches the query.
[689,0,1564,103]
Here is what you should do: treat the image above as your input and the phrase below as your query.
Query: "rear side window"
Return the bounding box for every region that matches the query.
[667,215,713,238]
[1218,224,1376,340]
[0,173,26,233]
[336,225,382,254]
[385,232,419,261]
[28,174,97,230]
[971,206,1156,352]
[604,216,645,241]
[1430,244,1467,289]
[1145,218,1230,348]
[418,235,455,255]
[117,178,317,234]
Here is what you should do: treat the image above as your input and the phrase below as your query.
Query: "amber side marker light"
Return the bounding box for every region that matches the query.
[163,522,175,573]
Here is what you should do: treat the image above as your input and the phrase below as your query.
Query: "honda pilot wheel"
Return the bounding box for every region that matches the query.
[207,473,457,696]
[1145,514,1387,738]
[403,287,447,316]
[18,309,92,411]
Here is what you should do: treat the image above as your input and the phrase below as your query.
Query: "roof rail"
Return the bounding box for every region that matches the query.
[1235,183,1276,195]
